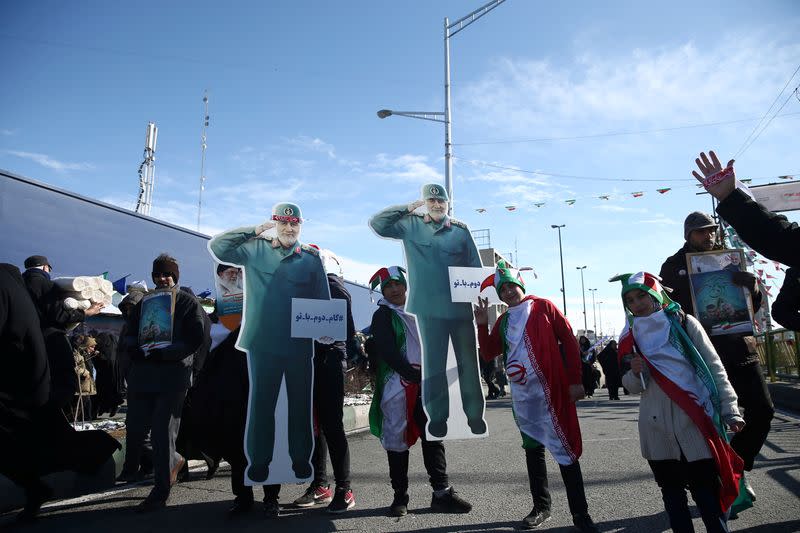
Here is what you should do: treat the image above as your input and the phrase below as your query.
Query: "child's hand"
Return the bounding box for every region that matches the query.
[630,354,644,376]
[727,419,746,433]
[568,384,585,402]
[473,297,489,326]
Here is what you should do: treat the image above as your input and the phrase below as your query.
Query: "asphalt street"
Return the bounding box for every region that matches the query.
[4,389,799,532]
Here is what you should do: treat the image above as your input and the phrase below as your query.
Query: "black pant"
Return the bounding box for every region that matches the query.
[310,354,351,490]
[386,395,448,494]
[724,361,773,471]
[649,457,728,533]
[525,446,589,515]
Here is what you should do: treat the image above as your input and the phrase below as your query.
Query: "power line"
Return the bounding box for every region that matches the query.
[455,157,695,182]
[733,63,800,158]
[454,111,800,146]
[735,86,800,159]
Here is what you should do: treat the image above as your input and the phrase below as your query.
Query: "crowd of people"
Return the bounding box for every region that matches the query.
[1,149,795,532]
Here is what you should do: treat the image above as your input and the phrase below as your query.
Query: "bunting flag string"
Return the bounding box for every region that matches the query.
[463,172,794,213]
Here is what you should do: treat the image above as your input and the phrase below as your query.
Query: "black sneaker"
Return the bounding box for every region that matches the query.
[522,508,551,529]
[572,512,600,533]
[327,488,355,514]
[430,487,472,513]
[263,498,280,518]
[293,484,332,507]
[136,494,167,513]
[390,492,409,517]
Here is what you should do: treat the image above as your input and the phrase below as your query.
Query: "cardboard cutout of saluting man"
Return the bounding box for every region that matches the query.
[209,202,331,485]
[370,184,487,439]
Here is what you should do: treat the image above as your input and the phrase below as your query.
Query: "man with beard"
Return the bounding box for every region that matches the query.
[120,254,206,511]
[659,211,770,501]
[209,202,331,517]
[370,184,486,439]
[216,265,243,296]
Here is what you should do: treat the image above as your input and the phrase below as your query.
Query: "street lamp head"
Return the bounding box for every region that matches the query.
[550,224,565,229]
[377,109,393,119]
[577,265,587,270]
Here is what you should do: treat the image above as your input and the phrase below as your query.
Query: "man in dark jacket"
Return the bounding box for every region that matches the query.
[22,255,104,329]
[659,212,773,481]
[1,264,119,521]
[120,254,206,511]
[596,341,621,400]
[291,254,356,514]
[692,150,800,330]
[772,268,800,331]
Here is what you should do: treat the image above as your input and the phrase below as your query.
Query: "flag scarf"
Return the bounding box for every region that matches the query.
[368,300,422,452]
[497,297,581,465]
[621,304,745,512]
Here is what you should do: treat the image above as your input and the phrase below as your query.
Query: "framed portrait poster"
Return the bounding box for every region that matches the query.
[686,249,754,336]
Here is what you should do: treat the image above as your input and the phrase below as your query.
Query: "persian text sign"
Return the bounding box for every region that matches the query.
[751,181,800,213]
[291,298,347,340]
[448,266,502,305]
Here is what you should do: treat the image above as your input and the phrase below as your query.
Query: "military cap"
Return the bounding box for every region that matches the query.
[421,183,449,201]
[271,202,303,223]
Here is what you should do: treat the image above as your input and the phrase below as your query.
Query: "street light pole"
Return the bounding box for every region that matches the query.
[588,288,598,336]
[577,266,588,334]
[597,301,604,337]
[377,0,505,218]
[550,224,567,315]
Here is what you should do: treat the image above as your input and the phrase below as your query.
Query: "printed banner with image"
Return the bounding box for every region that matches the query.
[138,289,175,350]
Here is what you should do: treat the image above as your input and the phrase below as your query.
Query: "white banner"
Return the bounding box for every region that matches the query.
[448,266,502,305]
[291,298,347,340]
[751,181,800,213]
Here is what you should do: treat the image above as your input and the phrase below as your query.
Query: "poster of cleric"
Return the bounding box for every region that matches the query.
[369,183,488,441]
[207,202,344,485]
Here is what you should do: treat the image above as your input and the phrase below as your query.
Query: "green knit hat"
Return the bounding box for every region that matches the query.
[609,271,672,312]
[480,260,525,295]
[271,202,303,223]
[369,266,407,293]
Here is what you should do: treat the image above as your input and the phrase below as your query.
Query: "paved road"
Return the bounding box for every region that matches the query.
[4,390,799,532]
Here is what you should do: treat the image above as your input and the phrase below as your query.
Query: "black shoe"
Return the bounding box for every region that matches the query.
[292,462,312,479]
[428,420,447,438]
[263,498,280,518]
[116,469,139,483]
[430,487,472,513]
[247,463,269,483]
[468,418,487,434]
[17,482,53,522]
[227,496,254,517]
[204,455,220,480]
[498,389,507,397]
[327,487,355,514]
[390,492,408,517]
[572,512,600,533]
[522,508,551,529]
[177,459,190,482]
[486,393,497,400]
[136,494,167,513]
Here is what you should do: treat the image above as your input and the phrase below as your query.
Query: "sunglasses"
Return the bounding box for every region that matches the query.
[152,272,174,278]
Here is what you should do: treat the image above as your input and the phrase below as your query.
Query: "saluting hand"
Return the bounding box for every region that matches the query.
[255,220,276,235]
[407,199,425,213]
[473,297,489,326]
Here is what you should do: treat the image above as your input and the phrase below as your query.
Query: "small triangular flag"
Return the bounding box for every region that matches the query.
[657,188,671,194]
[505,205,517,211]
[534,202,545,208]
[632,191,644,198]
[565,199,576,205]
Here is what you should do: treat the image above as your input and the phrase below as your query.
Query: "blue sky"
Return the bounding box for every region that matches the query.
[2,0,799,333]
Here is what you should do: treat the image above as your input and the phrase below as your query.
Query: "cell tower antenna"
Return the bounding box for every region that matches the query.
[135,122,158,216]
[197,90,209,231]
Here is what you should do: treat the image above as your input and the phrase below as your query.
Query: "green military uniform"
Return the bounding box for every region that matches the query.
[369,185,486,438]
[209,205,329,483]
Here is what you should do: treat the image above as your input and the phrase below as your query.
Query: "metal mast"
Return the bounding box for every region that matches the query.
[135,122,158,216]
[197,90,209,231]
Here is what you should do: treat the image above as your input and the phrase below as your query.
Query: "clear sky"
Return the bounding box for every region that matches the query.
[2,0,799,333]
